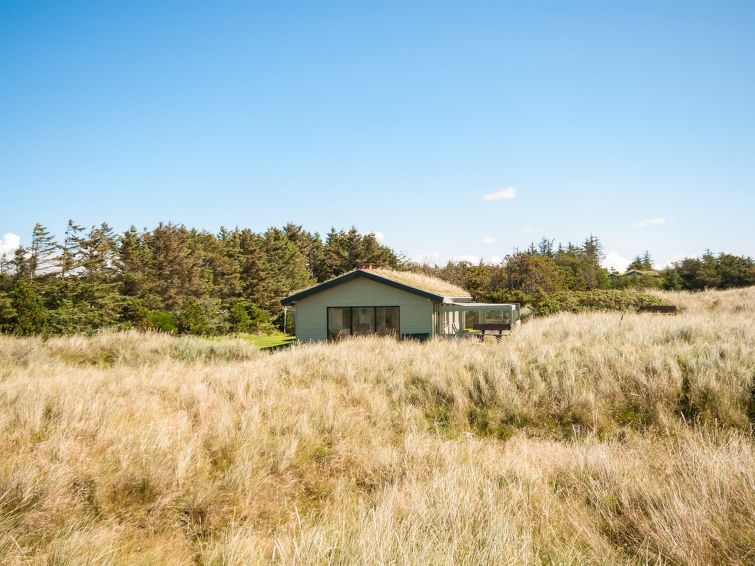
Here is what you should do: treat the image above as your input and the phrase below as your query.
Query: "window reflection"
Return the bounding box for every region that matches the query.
[327,307,400,340]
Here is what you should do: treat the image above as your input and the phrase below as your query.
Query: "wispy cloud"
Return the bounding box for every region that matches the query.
[0,232,21,259]
[660,255,685,268]
[363,230,385,243]
[602,251,631,273]
[481,236,496,244]
[632,217,668,229]
[413,252,441,265]
[455,254,481,264]
[482,187,516,201]
[413,252,504,266]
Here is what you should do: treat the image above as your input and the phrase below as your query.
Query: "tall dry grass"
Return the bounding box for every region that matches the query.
[1,288,754,565]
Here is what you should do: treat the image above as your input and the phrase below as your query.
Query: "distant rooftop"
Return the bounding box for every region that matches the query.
[623,269,660,276]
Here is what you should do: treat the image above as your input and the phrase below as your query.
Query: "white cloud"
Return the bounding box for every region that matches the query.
[414,253,504,266]
[363,230,385,243]
[413,252,441,265]
[602,251,631,273]
[632,217,668,229]
[482,187,516,201]
[455,254,481,264]
[660,255,685,268]
[481,236,496,244]
[0,232,21,259]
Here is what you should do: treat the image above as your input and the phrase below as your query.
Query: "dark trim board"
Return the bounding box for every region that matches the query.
[282,269,464,305]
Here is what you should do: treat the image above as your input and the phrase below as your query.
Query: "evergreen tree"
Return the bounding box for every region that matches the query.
[662,269,683,290]
[581,234,604,265]
[145,223,199,311]
[76,223,122,326]
[118,226,151,299]
[642,250,654,270]
[28,223,57,279]
[11,280,48,335]
[56,219,85,279]
[322,227,399,278]
[238,228,273,306]
[11,247,31,280]
[262,227,313,313]
[537,238,555,257]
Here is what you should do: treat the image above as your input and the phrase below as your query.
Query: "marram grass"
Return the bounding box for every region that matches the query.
[1,287,754,565]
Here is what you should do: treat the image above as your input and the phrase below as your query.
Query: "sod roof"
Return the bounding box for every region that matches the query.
[281,268,471,305]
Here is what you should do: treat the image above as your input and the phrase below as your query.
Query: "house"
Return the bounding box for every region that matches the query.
[281,267,520,342]
[622,269,660,278]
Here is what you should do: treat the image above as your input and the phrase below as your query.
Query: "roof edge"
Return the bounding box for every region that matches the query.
[281,269,453,305]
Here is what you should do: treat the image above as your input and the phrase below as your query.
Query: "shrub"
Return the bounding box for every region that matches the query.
[534,289,663,316]
[177,298,221,335]
[142,310,178,334]
[227,299,269,333]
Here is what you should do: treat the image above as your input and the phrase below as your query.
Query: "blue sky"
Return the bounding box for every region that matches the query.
[1,1,754,270]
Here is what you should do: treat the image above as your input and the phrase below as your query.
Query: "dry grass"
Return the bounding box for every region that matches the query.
[369,268,471,298]
[1,288,754,565]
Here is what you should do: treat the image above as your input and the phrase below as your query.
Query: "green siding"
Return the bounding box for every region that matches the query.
[293,277,435,342]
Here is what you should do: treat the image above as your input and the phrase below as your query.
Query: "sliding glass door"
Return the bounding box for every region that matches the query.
[328,308,351,340]
[376,307,399,335]
[327,307,399,340]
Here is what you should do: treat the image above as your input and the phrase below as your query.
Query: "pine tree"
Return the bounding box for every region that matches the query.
[582,234,604,265]
[322,227,399,278]
[642,250,654,270]
[537,238,555,257]
[202,228,241,304]
[11,279,48,335]
[284,223,327,281]
[118,226,151,298]
[11,247,31,280]
[262,227,312,312]
[145,223,199,311]
[627,255,645,271]
[28,223,57,279]
[238,229,273,306]
[76,223,122,327]
[56,219,85,279]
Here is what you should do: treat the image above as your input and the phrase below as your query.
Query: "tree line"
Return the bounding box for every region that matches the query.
[0,222,398,335]
[0,224,753,335]
[409,237,755,314]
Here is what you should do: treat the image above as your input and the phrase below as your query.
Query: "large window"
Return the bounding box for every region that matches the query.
[327,307,400,340]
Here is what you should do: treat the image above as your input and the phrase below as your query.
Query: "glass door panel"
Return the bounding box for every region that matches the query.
[351,307,376,336]
[328,307,351,340]
[376,307,399,335]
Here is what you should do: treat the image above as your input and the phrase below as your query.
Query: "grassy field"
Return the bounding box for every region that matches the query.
[1,288,754,565]
[241,333,296,349]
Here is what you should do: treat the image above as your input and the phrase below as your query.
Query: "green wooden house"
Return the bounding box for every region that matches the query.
[281,268,520,342]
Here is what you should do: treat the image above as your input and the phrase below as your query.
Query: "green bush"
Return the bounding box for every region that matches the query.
[227,299,269,333]
[142,310,178,334]
[534,290,664,317]
[11,280,48,335]
[177,298,216,335]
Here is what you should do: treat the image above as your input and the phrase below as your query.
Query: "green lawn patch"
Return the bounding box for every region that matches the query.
[242,333,296,349]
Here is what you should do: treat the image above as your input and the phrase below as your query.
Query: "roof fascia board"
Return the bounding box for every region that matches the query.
[281,269,448,305]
